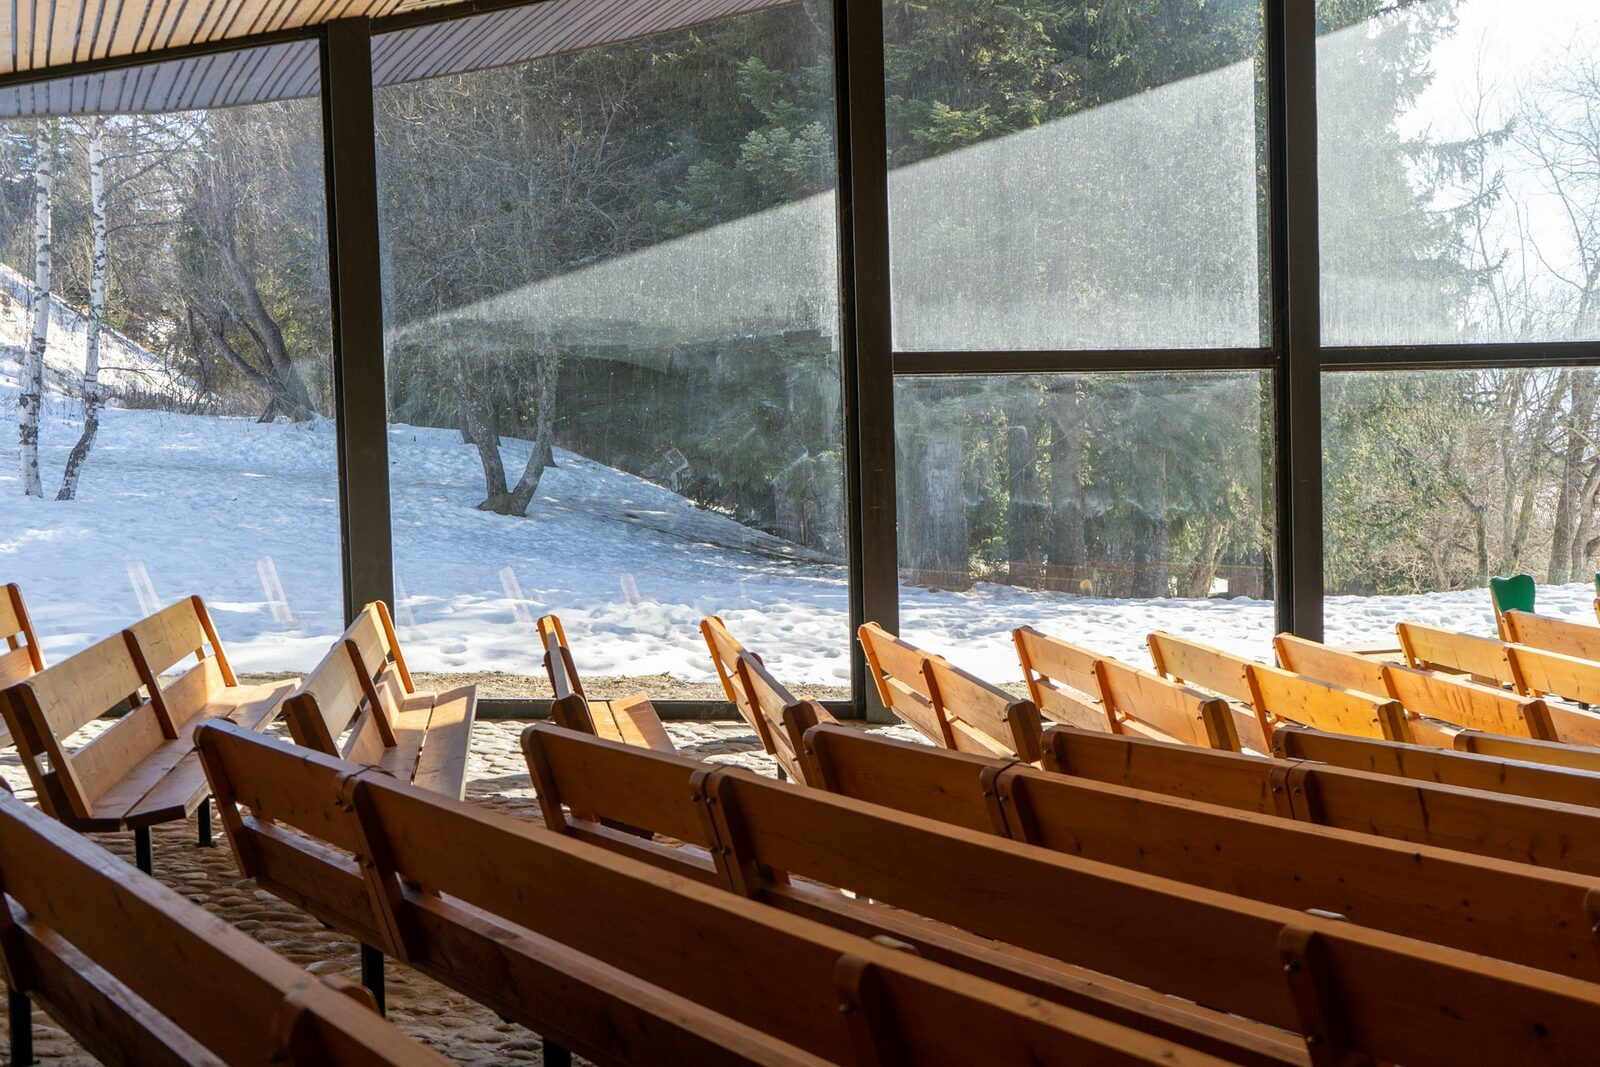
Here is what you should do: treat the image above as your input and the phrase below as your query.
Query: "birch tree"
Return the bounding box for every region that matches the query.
[57,117,106,500]
[17,120,53,499]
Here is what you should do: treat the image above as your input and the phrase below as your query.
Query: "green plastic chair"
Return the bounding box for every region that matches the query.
[1489,574,1536,618]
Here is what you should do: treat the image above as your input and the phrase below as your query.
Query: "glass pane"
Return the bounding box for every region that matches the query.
[883,0,1268,351]
[1324,368,1600,646]
[895,373,1275,680]
[376,4,849,698]
[1319,0,1600,345]
[0,43,341,672]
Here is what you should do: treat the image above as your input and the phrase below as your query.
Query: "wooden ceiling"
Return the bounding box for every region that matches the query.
[0,0,794,116]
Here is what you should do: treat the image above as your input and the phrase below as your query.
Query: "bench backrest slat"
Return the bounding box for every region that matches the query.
[857,622,952,746]
[1380,662,1556,739]
[1272,725,1600,807]
[1146,631,1256,704]
[1500,610,1600,663]
[733,649,835,783]
[1507,643,1600,707]
[1272,634,1388,695]
[0,791,447,1066]
[127,597,230,684]
[284,637,367,755]
[1096,655,1240,751]
[699,616,773,750]
[801,721,1007,833]
[536,614,585,702]
[1013,626,1106,731]
[1246,662,1411,742]
[922,655,1043,762]
[0,584,44,694]
[1397,621,1519,687]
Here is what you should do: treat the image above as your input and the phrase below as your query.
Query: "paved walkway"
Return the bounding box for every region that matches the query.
[0,718,920,1065]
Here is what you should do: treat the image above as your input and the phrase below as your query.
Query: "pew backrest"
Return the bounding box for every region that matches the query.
[1245,662,1411,742]
[1013,626,1107,730]
[1396,620,1520,687]
[733,649,836,783]
[0,583,43,692]
[537,616,598,734]
[1453,730,1600,774]
[1147,631,1256,704]
[1096,655,1240,751]
[1380,661,1557,740]
[1500,610,1600,663]
[857,622,950,746]
[0,789,447,1066]
[1272,634,1387,695]
[127,596,238,713]
[922,653,1043,761]
[802,722,1009,834]
[700,615,774,750]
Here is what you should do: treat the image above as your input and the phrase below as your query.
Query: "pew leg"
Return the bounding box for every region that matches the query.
[360,943,385,1016]
[542,1039,572,1067]
[8,989,32,1067]
[134,827,152,875]
[776,766,788,783]
[197,798,213,848]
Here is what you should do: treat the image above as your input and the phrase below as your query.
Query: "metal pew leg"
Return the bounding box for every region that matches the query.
[9,989,33,1066]
[360,943,385,1016]
[197,798,213,848]
[543,1040,572,1067]
[134,827,152,874]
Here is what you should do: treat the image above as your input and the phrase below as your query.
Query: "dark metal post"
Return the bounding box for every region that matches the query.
[834,0,897,721]
[542,1041,573,1067]
[360,942,386,1015]
[1269,0,1324,639]
[197,797,212,848]
[134,827,152,874]
[8,989,32,1066]
[322,19,395,623]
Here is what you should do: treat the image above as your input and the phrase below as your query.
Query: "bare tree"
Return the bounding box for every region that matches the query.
[18,120,53,498]
[57,117,107,500]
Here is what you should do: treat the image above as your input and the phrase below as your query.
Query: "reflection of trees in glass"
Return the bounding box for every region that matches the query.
[898,374,1272,599]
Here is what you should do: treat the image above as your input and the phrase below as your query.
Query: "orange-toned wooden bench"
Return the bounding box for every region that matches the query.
[859,622,1041,760]
[793,722,1600,983]
[1270,724,1600,806]
[0,583,44,747]
[197,721,1205,1067]
[0,789,447,1067]
[700,615,836,779]
[282,602,475,799]
[0,602,288,872]
[520,723,1600,1066]
[537,613,672,753]
[1042,725,1600,880]
[1015,627,1240,750]
[1145,631,1270,748]
[1500,609,1600,661]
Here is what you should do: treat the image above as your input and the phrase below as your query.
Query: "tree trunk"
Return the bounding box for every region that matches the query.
[18,120,52,499]
[1047,386,1087,589]
[503,350,561,517]
[1131,452,1169,598]
[58,119,106,501]
[1550,373,1590,582]
[1005,404,1043,584]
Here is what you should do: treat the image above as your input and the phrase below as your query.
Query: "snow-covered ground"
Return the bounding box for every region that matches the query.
[3,371,1592,687]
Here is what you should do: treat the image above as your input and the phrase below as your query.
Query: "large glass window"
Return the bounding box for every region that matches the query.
[1319,0,1600,345]
[375,4,849,697]
[1324,367,1600,646]
[0,42,341,672]
[895,373,1276,678]
[882,0,1269,352]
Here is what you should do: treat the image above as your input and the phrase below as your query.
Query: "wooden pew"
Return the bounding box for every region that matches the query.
[797,722,1600,984]
[701,615,836,780]
[0,789,447,1067]
[1500,609,1600,662]
[0,622,280,873]
[858,622,1042,761]
[1271,724,1600,807]
[1275,632,1556,744]
[1012,626,1107,730]
[733,649,837,784]
[536,613,673,753]
[130,596,294,736]
[282,602,475,799]
[1146,631,1271,748]
[520,723,1600,1066]
[0,583,44,747]
[1246,661,1411,742]
[1042,725,1600,880]
[198,722,1211,1067]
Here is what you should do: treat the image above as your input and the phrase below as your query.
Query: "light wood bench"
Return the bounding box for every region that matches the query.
[520,723,1600,1066]
[1271,724,1600,806]
[282,601,475,799]
[1015,627,1240,750]
[793,722,1600,984]
[859,622,1042,760]
[0,583,44,748]
[1043,725,1600,880]
[1247,661,1411,742]
[1146,631,1271,748]
[1500,609,1600,661]
[0,788,447,1067]
[1399,620,1600,743]
[537,613,673,753]
[0,603,288,872]
[701,615,777,749]
[197,721,1208,1067]
[731,647,836,784]
[1275,633,1557,744]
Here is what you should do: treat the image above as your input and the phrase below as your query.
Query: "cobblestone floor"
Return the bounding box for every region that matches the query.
[0,718,921,1065]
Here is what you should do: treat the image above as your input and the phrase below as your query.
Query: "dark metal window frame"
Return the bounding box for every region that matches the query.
[2,0,1570,719]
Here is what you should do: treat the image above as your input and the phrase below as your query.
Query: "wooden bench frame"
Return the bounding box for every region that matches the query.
[793,722,1600,984]
[520,722,1600,1066]
[859,623,1042,761]
[0,583,44,747]
[1146,631,1271,748]
[731,647,836,784]
[0,598,289,872]
[197,721,1207,1067]
[282,601,476,801]
[0,789,447,1067]
[1042,725,1600,880]
[539,613,673,753]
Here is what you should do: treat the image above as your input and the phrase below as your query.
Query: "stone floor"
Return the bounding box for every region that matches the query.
[0,718,921,1065]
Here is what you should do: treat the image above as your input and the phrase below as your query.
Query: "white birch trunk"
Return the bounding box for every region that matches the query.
[18,120,52,499]
[58,118,106,500]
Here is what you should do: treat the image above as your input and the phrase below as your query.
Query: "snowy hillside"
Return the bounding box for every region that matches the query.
[0,360,1576,685]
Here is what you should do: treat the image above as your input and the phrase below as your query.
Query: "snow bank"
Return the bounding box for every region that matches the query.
[1,374,1582,687]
